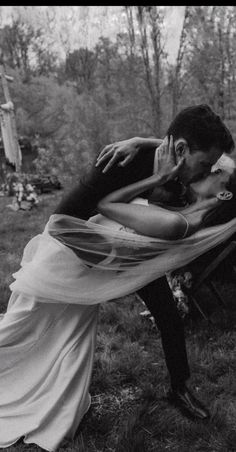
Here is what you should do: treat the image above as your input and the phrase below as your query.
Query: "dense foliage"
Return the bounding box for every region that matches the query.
[1,6,236,181]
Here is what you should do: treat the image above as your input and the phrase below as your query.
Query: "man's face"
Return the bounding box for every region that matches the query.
[178,146,223,186]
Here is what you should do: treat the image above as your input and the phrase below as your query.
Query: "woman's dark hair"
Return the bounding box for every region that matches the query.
[202,169,236,228]
[167,104,234,154]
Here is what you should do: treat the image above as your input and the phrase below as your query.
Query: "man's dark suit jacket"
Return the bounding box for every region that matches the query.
[55,150,183,218]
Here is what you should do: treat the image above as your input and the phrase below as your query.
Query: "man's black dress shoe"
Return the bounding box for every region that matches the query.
[167,385,210,420]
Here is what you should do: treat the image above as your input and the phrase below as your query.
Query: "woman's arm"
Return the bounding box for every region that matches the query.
[98,172,187,240]
[98,201,186,239]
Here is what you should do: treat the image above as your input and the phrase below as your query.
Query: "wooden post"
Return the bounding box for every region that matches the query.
[0,64,21,172]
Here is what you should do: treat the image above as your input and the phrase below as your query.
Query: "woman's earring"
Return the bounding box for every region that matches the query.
[176,144,185,157]
[216,191,233,201]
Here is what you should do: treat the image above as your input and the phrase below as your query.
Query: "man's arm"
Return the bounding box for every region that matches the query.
[96,136,163,173]
[54,143,158,219]
[54,136,175,220]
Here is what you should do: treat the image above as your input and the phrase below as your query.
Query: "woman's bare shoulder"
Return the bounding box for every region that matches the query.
[142,203,188,240]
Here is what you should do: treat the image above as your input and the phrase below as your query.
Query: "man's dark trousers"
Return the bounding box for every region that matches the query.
[138,278,190,389]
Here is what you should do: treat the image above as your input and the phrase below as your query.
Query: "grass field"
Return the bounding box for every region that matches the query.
[0,192,236,452]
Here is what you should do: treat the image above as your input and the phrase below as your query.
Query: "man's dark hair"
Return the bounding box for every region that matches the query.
[167,104,234,154]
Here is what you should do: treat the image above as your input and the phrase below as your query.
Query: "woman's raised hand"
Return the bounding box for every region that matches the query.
[95,137,140,173]
[155,135,185,183]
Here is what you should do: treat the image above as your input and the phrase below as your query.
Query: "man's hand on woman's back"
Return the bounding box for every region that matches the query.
[96,137,141,173]
[96,136,163,173]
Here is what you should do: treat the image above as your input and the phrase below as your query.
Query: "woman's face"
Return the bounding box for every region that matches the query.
[190,168,231,199]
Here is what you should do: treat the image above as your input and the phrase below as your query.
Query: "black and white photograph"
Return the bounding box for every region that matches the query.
[0,5,236,452]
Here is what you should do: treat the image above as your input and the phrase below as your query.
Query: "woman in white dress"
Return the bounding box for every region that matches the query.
[0,164,236,451]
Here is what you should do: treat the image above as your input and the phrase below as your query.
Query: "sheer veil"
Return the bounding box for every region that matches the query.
[9,205,236,305]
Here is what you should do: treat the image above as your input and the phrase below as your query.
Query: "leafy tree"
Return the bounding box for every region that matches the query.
[0,19,35,80]
[124,6,168,136]
[65,48,97,93]
[2,5,236,179]
[177,6,236,120]
[167,6,192,118]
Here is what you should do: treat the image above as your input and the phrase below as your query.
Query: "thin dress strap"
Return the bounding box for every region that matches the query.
[176,212,190,239]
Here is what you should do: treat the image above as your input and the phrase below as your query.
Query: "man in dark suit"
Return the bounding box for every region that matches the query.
[55,104,234,420]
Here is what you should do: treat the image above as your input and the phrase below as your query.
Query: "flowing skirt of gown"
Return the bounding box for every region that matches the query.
[0,206,141,452]
[0,290,99,451]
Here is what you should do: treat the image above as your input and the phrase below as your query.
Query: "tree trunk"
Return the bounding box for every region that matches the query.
[172,6,190,118]
[218,22,225,119]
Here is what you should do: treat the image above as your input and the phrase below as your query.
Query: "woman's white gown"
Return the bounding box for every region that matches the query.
[0,207,138,452]
[0,291,99,451]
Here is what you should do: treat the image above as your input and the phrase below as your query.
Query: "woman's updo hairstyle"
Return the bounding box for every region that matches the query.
[202,169,236,228]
